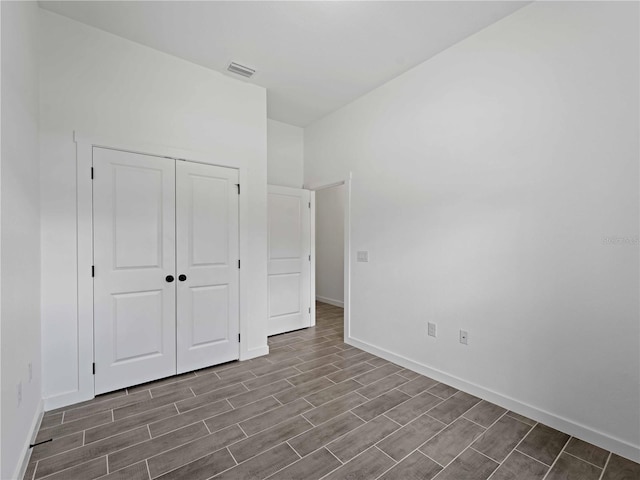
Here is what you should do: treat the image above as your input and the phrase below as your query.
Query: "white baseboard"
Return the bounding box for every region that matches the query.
[13,399,44,480]
[44,389,94,411]
[316,295,344,308]
[347,335,640,463]
[241,345,269,361]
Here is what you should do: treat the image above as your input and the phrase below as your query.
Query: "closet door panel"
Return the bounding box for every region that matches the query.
[93,148,177,394]
[176,161,239,373]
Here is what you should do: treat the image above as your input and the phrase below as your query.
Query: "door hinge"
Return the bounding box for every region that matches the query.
[238,333,241,342]
[235,184,240,194]
[91,167,94,179]
[238,259,240,269]
[91,266,95,277]
[92,363,95,375]
[309,202,311,208]
[308,255,311,261]
[308,307,311,314]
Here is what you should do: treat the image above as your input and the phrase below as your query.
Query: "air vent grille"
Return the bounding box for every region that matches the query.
[227,62,255,78]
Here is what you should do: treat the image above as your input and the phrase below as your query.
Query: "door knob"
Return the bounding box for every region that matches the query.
[165,275,175,283]
[178,274,187,282]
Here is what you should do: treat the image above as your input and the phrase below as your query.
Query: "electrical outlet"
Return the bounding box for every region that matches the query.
[428,322,437,337]
[357,251,369,262]
[460,330,469,345]
[28,362,33,383]
[17,381,22,407]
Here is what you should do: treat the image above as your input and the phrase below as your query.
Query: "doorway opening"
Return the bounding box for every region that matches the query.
[309,175,351,340]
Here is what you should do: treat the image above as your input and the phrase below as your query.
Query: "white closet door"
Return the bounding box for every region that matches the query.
[93,148,177,394]
[176,161,239,373]
[268,185,312,336]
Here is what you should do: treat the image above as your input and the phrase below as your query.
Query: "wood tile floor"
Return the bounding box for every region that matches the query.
[26,302,640,480]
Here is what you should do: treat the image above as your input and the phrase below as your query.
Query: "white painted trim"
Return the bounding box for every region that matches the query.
[306,173,352,341]
[346,334,640,463]
[243,345,270,360]
[69,131,251,409]
[306,180,345,191]
[315,296,344,308]
[13,400,44,480]
[76,140,95,409]
[343,174,352,340]
[309,191,316,327]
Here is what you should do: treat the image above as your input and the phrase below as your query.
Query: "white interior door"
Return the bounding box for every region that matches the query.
[268,185,312,335]
[93,148,177,394]
[176,161,240,373]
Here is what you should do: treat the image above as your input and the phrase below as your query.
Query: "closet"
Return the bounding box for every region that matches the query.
[92,147,239,394]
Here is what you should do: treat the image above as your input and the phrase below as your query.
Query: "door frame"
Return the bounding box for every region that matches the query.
[305,173,352,341]
[73,131,246,405]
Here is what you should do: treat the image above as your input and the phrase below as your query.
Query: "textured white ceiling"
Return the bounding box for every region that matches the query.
[40,1,530,126]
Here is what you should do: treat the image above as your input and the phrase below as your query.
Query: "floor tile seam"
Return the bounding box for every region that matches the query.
[371,414,449,467]
[112,418,211,470]
[469,446,503,465]
[513,423,564,468]
[32,418,157,465]
[145,431,249,479]
[24,460,39,480]
[144,459,151,479]
[504,411,535,426]
[323,413,404,461]
[39,414,114,439]
[112,395,196,422]
[315,445,391,480]
[226,445,240,466]
[204,442,290,479]
[301,390,370,426]
[204,396,291,436]
[479,423,541,480]
[105,423,209,474]
[424,384,458,401]
[375,444,400,464]
[262,441,348,480]
[232,414,316,450]
[301,382,360,407]
[540,435,574,480]
[469,409,508,432]
[51,392,134,420]
[381,414,403,428]
[470,412,538,472]
[463,409,522,467]
[82,404,184,447]
[249,360,307,377]
[33,454,108,480]
[562,449,606,470]
[597,452,613,480]
[289,414,369,458]
[355,378,408,401]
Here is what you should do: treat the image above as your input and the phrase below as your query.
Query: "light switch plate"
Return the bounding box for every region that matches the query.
[357,251,369,262]
[428,322,437,337]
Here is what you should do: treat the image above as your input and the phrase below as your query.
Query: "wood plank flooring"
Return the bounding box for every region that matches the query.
[25,302,640,480]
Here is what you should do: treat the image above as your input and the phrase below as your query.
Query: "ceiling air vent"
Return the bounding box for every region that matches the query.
[227,62,255,78]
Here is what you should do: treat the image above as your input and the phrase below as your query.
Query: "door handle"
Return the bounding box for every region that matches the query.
[178,274,187,282]
[165,275,175,283]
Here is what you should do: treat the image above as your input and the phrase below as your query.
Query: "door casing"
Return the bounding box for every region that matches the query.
[64,132,257,409]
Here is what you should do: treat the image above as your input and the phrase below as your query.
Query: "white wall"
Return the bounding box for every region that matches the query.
[1,2,42,478]
[267,118,303,188]
[39,10,268,407]
[315,185,344,306]
[305,2,639,460]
